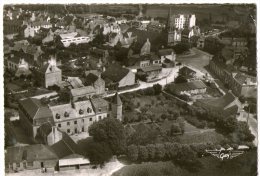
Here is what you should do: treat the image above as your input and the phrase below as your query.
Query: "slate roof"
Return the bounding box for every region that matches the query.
[84,73,99,85]
[51,132,83,158]
[172,81,207,93]
[102,64,130,82]
[5,144,58,163]
[91,98,108,113]
[19,98,53,120]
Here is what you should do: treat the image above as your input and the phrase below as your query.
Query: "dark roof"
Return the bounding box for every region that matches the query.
[51,132,83,158]
[84,73,99,85]
[179,66,196,76]
[102,64,130,82]
[224,105,239,116]
[172,81,207,93]
[158,49,174,56]
[19,98,53,120]
[111,92,122,105]
[38,122,53,136]
[139,65,162,73]
[5,144,58,163]
[91,98,109,113]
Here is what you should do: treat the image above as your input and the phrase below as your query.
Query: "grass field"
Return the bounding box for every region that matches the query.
[113,149,257,176]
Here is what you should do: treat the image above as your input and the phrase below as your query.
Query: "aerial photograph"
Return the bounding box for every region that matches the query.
[2,3,257,176]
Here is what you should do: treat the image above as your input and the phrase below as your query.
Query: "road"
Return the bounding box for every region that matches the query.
[105,66,182,97]
[238,112,258,146]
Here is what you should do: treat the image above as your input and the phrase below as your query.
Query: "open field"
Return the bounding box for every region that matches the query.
[113,149,257,176]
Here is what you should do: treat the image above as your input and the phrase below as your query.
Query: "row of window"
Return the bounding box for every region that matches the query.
[55,108,93,119]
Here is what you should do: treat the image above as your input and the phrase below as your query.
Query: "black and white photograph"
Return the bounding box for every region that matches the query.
[1,2,258,176]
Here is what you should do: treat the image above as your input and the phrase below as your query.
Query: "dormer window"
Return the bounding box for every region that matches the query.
[79,109,84,115]
[64,112,69,117]
[87,107,92,113]
[56,113,60,119]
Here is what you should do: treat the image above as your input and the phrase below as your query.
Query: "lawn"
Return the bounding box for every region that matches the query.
[113,149,257,176]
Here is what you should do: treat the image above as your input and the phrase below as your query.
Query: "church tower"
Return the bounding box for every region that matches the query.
[111,92,123,121]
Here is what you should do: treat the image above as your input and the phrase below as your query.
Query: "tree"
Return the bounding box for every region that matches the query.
[146,144,156,160]
[127,144,139,161]
[173,43,190,54]
[155,143,166,159]
[170,124,181,135]
[174,75,187,83]
[58,90,71,103]
[87,141,113,165]
[217,115,238,133]
[138,146,149,161]
[153,84,162,95]
[88,118,126,155]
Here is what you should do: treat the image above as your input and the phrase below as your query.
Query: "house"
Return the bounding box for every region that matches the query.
[51,133,89,170]
[168,14,196,30]
[91,98,109,121]
[170,80,207,96]
[137,65,162,82]
[7,53,34,73]
[209,59,257,98]
[5,144,59,172]
[178,66,197,82]
[18,97,54,138]
[101,64,136,89]
[83,72,105,95]
[38,57,62,88]
[197,36,205,48]
[42,29,55,44]
[140,38,151,56]
[196,92,242,116]
[158,48,176,62]
[24,24,35,38]
[70,86,96,102]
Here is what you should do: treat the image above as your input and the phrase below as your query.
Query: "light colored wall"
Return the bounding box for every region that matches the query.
[118,71,135,88]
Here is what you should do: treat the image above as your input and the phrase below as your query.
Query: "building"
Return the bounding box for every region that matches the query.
[178,66,197,82]
[110,92,123,121]
[42,29,55,44]
[51,133,89,170]
[38,57,62,88]
[137,65,162,82]
[5,144,59,172]
[24,25,35,38]
[83,72,105,95]
[209,59,257,98]
[70,86,96,102]
[197,36,205,48]
[170,80,207,96]
[140,39,151,56]
[169,14,196,30]
[102,64,136,89]
[158,48,176,62]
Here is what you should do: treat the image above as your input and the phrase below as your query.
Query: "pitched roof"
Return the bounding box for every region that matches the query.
[102,64,130,82]
[139,65,162,73]
[51,132,83,158]
[19,98,53,120]
[70,86,96,97]
[196,93,236,109]
[91,98,109,113]
[5,144,58,163]
[172,81,207,93]
[111,92,122,105]
[84,73,99,85]
[179,66,196,76]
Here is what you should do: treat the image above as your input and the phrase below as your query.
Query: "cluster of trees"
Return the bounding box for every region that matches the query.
[172,43,190,54]
[127,142,204,172]
[136,84,162,96]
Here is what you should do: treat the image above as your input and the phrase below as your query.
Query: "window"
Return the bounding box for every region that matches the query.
[99,116,102,120]
[67,129,70,133]
[74,121,77,124]
[79,109,84,115]
[82,127,84,132]
[58,124,61,128]
[67,122,70,126]
[56,113,60,119]
[87,108,92,113]
[89,118,92,122]
[64,112,69,117]
[98,108,102,112]
[75,128,78,133]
